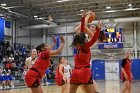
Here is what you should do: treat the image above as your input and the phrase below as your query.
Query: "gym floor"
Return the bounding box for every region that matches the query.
[0,81,140,93]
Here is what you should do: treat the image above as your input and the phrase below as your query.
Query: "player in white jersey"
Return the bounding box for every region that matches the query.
[25,49,37,70]
[23,49,37,79]
[63,60,72,84]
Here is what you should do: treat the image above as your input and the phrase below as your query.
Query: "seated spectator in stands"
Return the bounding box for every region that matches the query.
[2,56,8,69]
[11,61,17,71]
[2,72,14,89]
[7,71,15,89]
[0,52,2,63]
[8,54,14,62]
[0,68,4,90]
[2,72,7,89]
[6,61,13,71]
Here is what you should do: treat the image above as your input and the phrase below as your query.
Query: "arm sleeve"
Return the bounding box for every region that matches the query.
[41,51,50,59]
[121,59,127,68]
[81,17,85,32]
[84,28,100,48]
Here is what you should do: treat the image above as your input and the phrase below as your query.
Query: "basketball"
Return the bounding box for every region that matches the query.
[88,11,95,23]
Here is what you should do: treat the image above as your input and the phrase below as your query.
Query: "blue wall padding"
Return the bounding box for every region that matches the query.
[91,60,105,80]
[0,18,4,42]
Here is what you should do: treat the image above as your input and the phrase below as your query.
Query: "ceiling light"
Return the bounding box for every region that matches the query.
[105,10,116,13]
[128,4,132,7]
[34,16,38,18]
[37,17,43,20]
[8,10,12,12]
[1,3,6,6]
[1,6,8,9]
[125,8,138,11]
[80,9,84,12]
[106,6,111,9]
[57,0,70,3]
[34,17,44,20]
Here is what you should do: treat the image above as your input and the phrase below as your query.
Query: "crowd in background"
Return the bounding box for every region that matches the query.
[0,41,30,90]
[0,41,58,90]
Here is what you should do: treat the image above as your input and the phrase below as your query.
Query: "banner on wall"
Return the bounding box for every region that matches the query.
[73,48,76,55]
[53,36,60,50]
[0,18,4,42]
[5,20,11,28]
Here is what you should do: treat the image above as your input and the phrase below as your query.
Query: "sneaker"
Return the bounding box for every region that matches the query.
[5,86,8,90]
[46,82,50,86]
[11,85,15,89]
[7,86,10,89]
[3,86,6,90]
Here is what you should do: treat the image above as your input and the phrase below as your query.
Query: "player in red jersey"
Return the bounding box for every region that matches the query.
[55,57,67,93]
[74,11,101,93]
[25,35,65,93]
[69,11,101,93]
[121,51,133,93]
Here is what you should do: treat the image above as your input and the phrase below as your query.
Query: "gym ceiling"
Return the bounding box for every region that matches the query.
[0,0,140,25]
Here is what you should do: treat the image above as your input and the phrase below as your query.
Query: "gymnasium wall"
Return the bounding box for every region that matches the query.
[137,22,140,46]
[15,21,140,63]
[47,26,74,57]
[46,22,138,56]
[16,25,44,47]
[4,25,12,44]
[91,59,140,80]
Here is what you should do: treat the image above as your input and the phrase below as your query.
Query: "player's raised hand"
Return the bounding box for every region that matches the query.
[98,19,102,29]
[60,35,65,44]
[52,35,56,44]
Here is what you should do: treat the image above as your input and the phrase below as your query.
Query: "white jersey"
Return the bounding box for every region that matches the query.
[25,57,37,70]
[64,65,71,78]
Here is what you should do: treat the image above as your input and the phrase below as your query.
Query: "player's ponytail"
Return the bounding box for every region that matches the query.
[70,32,86,48]
[36,43,45,52]
[59,57,63,64]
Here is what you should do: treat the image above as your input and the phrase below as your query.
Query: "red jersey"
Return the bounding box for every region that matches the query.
[55,64,64,78]
[31,50,50,78]
[6,63,13,69]
[74,28,100,68]
[121,58,132,78]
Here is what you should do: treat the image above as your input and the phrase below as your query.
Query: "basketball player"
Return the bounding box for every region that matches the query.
[74,11,100,93]
[23,49,37,80]
[63,60,72,84]
[55,57,66,93]
[121,51,133,93]
[24,36,56,80]
[25,49,37,70]
[69,11,101,93]
[25,35,65,93]
[25,36,56,70]
[64,60,72,93]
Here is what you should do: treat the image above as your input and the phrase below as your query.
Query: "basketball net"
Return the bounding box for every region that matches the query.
[109,18,115,28]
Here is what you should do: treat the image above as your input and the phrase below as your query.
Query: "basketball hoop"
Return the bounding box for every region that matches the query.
[109,18,115,23]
